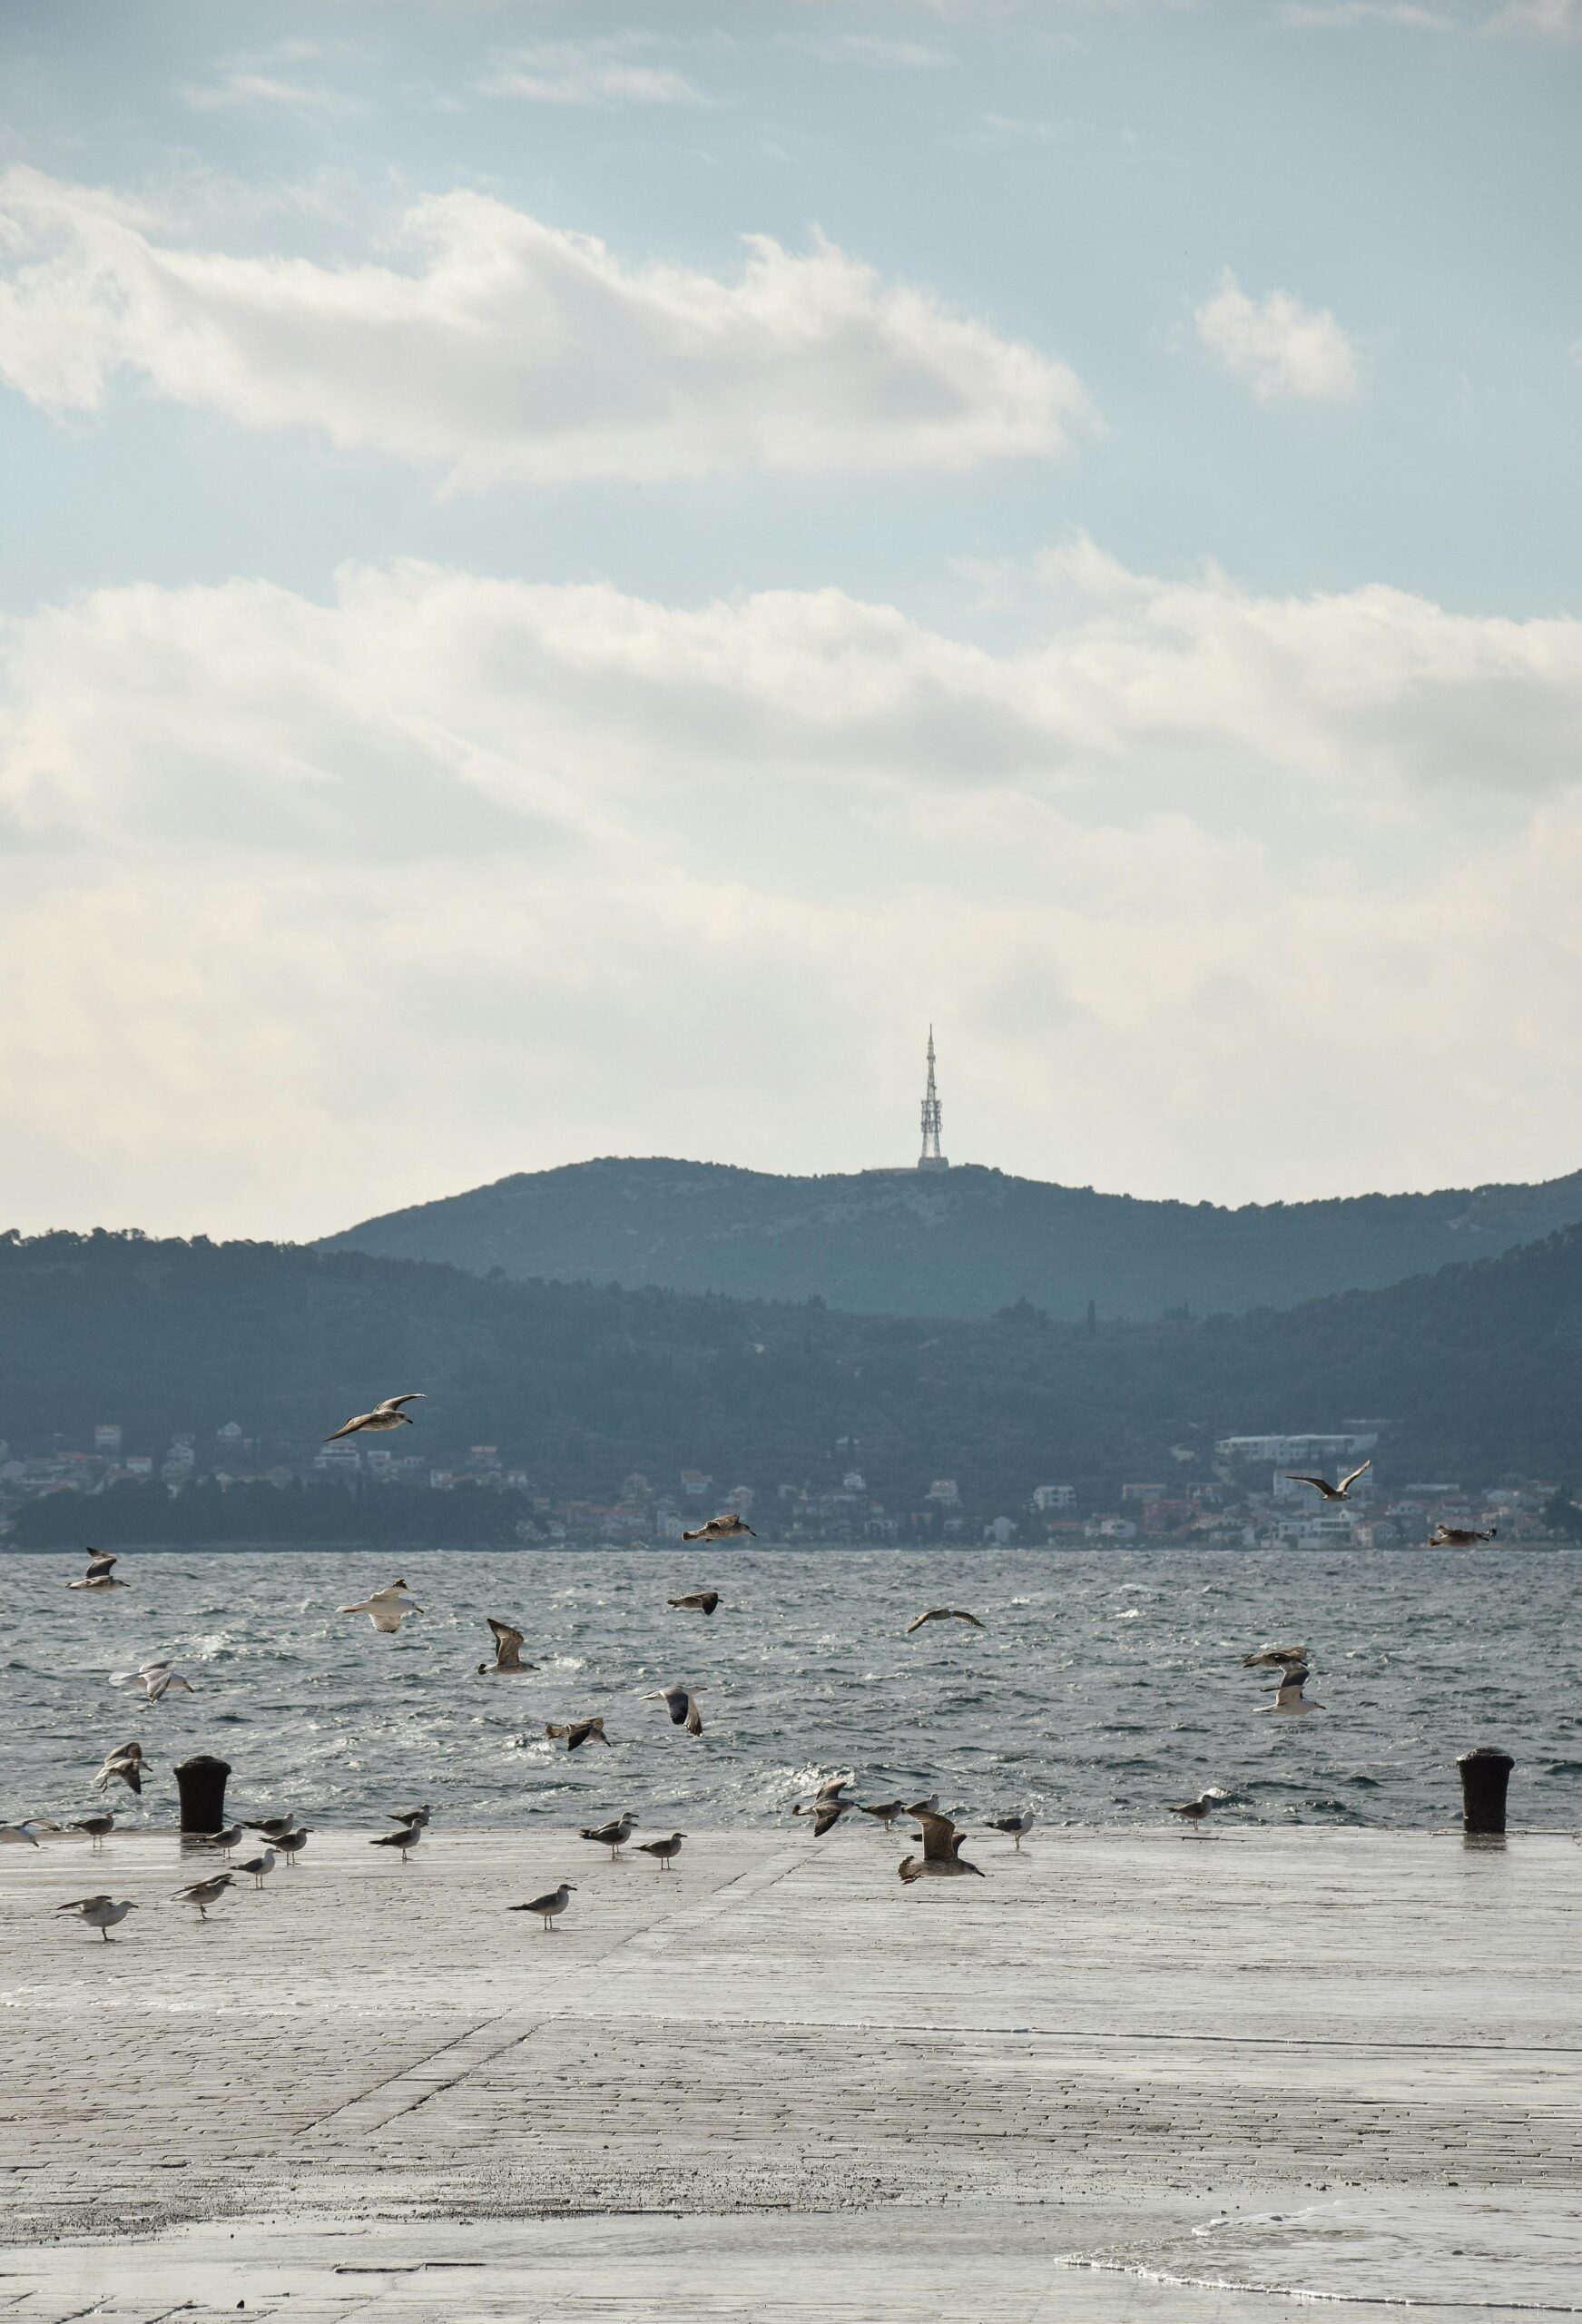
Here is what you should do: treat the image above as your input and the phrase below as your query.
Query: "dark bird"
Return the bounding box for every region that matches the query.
[370,1826,421,1864]
[545,1718,609,1753]
[906,1608,985,1636]
[793,1777,855,1836]
[859,1800,907,1830]
[390,1806,431,1828]
[648,1682,704,1737]
[68,1549,127,1593]
[682,1514,755,1541]
[637,1832,685,1871]
[580,1813,634,1859]
[478,1619,533,1676]
[1283,1459,1371,1501]
[510,1881,574,1930]
[1243,1646,1308,1671]
[667,1590,721,1616]
[899,1812,985,1885]
[93,1741,147,1796]
[1169,1788,1228,1832]
[1430,1523,1498,1547]
[70,1815,114,1851]
[324,1393,425,1443]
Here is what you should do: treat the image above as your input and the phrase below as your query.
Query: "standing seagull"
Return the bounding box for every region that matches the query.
[667,1590,721,1616]
[1259,1664,1324,1716]
[1430,1522,1498,1547]
[235,1848,277,1889]
[987,1813,1037,1852]
[478,1619,534,1676]
[860,1801,908,1830]
[57,1896,136,1940]
[1283,1459,1371,1501]
[324,1393,425,1443]
[246,1817,299,1840]
[682,1513,754,1542]
[580,1814,635,1860]
[647,1682,704,1737]
[906,1608,985,1636]
[1170,1788,1228,1832]
[370,1826,421,1865]
[191,1825,241,1853]
[339,1580,424,1633]
[794,1778,856,1835]
[175,1874,233,1920]
[67,1549,127,1592]
[637,1832,685,1872]
[545,1718,609,1753]
[71,1815,115,1851]
[273,1827,309,1867]
[93,1741,148,1796]
[510,1882,575,1930]
[899,1812,985,1885]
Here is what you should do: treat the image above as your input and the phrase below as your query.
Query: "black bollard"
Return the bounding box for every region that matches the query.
[1458,1746,1514,1837]
[174,1753,232,1835]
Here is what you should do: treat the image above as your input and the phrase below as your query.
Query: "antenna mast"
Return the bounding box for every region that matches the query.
[918,1027,948,1171]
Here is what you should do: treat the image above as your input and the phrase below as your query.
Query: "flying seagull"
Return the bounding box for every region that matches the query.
[906,1609,985,1636]
[70,1815,114,1850]
[682,1513,754,1542]
[175,1874,232,1920]
[1283,1459,1371,1501]
[113,1660,195,1704]
[580,1813,635,1860]
[56,1895,135,1940]
[793,1777,855,1836]
[648,1682,704,1737]
[1259,1664,1324,1716]
[899,1811,985,1886]
[510,1881,575,1931]
[637,1832,685,1871]
[1170,1788,1228,1832]
[0,1820,58,1846]
[1243,1646,1308,1672]
[339,1579,424,1633]
[67,1549,127,1592]
[667,1590,721,1616]
[369,1826,420,1865]
[93,1741,147,1796]
[324,1393,426,1443]
[545,1718,609,1753]
[1430,1523,1498,1547]
[478,1619,534,1676]
[389,1805,431,1829]
[987,1813,1036,1851]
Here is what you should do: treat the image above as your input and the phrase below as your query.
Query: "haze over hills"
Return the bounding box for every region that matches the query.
[319,1157,1582,1323]
[5,1217,1582,1530]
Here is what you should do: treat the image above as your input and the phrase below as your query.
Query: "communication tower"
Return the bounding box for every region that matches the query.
[918,1027,948,1172]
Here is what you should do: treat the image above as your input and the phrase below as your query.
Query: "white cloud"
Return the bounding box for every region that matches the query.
[1192,268,1361,402]
[475,34,709,105]
[5,549,1582,1237]
[180,72,368,123]
[0,169,1086,489]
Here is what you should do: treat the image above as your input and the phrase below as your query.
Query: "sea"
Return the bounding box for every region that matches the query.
[5,1546,1579,1833]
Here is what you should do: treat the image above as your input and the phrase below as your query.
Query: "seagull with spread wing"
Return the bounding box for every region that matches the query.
[545,1717,610,1753]
[667,1590,721,1616]
[113,1660,195,1704]
[898,1810,985,1885]
[1430,1522,1498,1546]
[93,1741,147,1796]
[67,1549,127,1592]
[648,1682,704,1737]
[324,1393,425,1443]
[1283,1459,1371,1501]
[906,1608,985,1636]
[339,1579,424,1633]
[1258,1663,1324,1716]
[793,1777,855,1836]
[477,1619,533,1676]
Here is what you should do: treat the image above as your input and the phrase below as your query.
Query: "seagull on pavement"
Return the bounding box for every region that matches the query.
[57,1896,136,1940]
[545,1718,609,1753]
[272,1827,309,1866]
[987,1813,1036,1851]
[637,1832,685,1871]
[175,1874,233,1920]
[236,1848,277,1888]
[906,1608,985,1636]
[859,1800,907,1829]
[647,1682,704,1737]
[324,1393,425,1443]
[70,1815,114,1850]
[370,1826,420,1865]
[68,1549,127,1592]
[793,1777,855,1836]
[339,1579,424,1633]
[478,1619,534,1676]
[511,1882,575,1930]
[899,1811,985,1885]
[191,1824,241,1852]
[580,1813,635,1860]
[1170,1788,1229,1832]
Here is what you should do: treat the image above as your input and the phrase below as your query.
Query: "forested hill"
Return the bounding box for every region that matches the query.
[5,1222,1582,1502]
[319,1156,1582,1323]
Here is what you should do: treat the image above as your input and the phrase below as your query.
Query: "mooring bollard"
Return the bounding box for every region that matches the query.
[1458,1746,1514,1836]
[174,1753,232,1835]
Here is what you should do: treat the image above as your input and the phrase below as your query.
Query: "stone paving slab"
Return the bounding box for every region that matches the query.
[2,1827,1579,2319]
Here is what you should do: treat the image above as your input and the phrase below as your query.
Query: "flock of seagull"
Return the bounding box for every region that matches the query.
[8,1402,1397,1940]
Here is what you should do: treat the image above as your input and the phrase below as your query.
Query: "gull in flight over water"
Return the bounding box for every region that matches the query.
[638,1832,685,1871]
[370,1825,421,1865]
[113,1660,195,1704]
[57,1895,136,1940]
[1283,1459,1371,1501]
[1243,1645,1308,1673]
[339,1579,424,1633]
[175,1874,233,1920]
[899,1811,985,1885]
[1170,1788,1229,1832]
[580,1813,635,1859]
[324,1393,426,1443]
[1258,1663,1324,1716]
[1,1820,59,1846]
[682,1513,754,1541]
[648,1682,704,1737]
[389,1805,431,1829]
[667,1590,721,1615]
[93,1741,148,1795]
[511,1881,575,1930]
[906,1608,985,1636]
[67,1549,127,1592]
[793,1777,855,1835]
[545,1717,610,1753]
[987,1813,1036,1851]
[1430,1522,1498,1546]
[478,1619,534,1676]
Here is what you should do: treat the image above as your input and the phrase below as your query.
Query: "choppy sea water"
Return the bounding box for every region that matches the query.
[5,1547,1579,1832]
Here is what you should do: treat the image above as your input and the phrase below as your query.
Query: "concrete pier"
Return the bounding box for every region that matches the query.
[2,1827,1578,2319]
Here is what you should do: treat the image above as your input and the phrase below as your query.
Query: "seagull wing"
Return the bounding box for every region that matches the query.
[1337,1459,1372,1494]
[914,1811,962,1866]
[84,1550,118,1581]
[324,1413,369,1442]
[1243,1645,1307,1668]
[1283,1474,1331,1496]
[375,1393,426,1413]
[1273,1671,1310,1707]
[367,1603,406,1633]
[905,1610,939,1633]
[486,1619,526,1669]
[683,1692,703,1737]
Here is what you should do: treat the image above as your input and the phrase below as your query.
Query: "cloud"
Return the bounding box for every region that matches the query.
[0,169,1087,489]
[1192,269,1361,402]
[179,72,368,123]
[475,34,709,105]
[783,32,953,64]
[5,549,1582,1237]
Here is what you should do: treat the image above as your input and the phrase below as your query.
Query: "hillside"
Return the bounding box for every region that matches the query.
[5,1223,1582,1521]
[318,1157,1582,1323]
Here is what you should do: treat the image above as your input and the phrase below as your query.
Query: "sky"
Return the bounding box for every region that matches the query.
[2,0,1581,1242]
